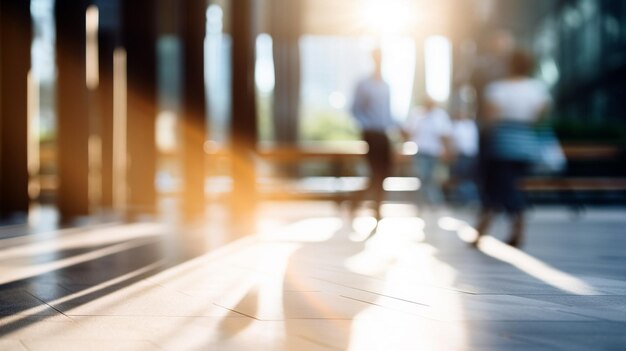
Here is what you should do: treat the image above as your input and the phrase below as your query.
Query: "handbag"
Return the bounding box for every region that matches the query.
[533,127,566,174]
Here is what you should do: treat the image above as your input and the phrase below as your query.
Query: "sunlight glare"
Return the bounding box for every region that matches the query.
[350,216,378,241]
[439,216,600,295]
[479,237,600,295]
[425,36,451,102]
[361,0,417,35]
[262,217,343,242]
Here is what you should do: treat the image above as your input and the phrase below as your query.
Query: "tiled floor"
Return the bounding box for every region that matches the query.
[1,203,626,350]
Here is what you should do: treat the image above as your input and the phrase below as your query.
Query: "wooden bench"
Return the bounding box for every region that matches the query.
[205,142,626,206]
[204,141,418,202]
[521,144,626,207]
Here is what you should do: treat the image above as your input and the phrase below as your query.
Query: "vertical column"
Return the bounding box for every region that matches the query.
[231,0,258,235]
[96,0,121,211]
[122,0,158,218]
[412,34,427,104]
[0,1,32,221]
[180,0,208,220]
[270,0,302,146]
[55,0,90,223]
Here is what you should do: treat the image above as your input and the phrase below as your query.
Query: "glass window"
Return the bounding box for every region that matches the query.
[299,35,416,142]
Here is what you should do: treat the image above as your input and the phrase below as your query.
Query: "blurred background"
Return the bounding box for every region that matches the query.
[1,0,625,229]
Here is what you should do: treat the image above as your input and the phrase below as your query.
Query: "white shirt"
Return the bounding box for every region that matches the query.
[452,119,478,157]
[405,107,452,157]
[485,78,551,122]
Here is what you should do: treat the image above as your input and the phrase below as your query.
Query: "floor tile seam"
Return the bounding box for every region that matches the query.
[19,336,167,345]
[500,333,564,349]
[339,288,431,307]
[18,339,30,351]
[210,303,260,320]
[495,294,626,320]
[316,269,388,282]
[446,318,609,322]
[259,317,355,321]
[476,293,626,296]
[23,290,72,321]
[338,294,438,321]
[309,275,474,299]
[0,313,67,318]
[61,313,251,319]
[551,308,621,322]
[296,334,343,351]
[464,320,626,325]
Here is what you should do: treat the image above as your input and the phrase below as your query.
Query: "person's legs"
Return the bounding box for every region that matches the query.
[455,155,479,204]
[370,132,391,220]
[507,211,524,247]
[472,158,499,246]
[351,131,390,221]
[416,154,443,209]
[503,161,528,247]
[350,132,374,214]
[473,206,494,246]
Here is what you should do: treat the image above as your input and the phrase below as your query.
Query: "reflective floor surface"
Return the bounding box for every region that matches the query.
[1,202,626,350]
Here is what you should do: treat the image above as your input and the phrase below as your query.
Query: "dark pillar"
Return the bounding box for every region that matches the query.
[231,0,258,235]
[0,1,32,221]
[122,0,158,217]
[270,0,302,146]
[55,0,91,223]
[97,1,122,210]
[180,0,208,220]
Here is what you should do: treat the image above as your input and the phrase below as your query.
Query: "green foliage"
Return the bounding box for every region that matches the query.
[300,108,360,141]
[257,92,274,142]
[551,118,626,145]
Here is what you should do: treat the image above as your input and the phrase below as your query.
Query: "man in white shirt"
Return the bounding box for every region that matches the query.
[404,98,453,209]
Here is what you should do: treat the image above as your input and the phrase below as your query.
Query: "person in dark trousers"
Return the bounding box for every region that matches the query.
[350,48,396,224]
[472,50,551,248]
[471,30,515,215]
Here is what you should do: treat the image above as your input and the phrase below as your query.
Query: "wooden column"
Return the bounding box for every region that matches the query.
[180,0,208,220]
[0,1,31,220]
[55,0,90,223]
[270,0,302,146]
[96,1,121,210]
[231,0,258,235]
[122,0,158,217]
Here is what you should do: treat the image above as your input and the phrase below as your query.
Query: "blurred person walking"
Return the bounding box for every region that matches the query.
[350,48,397,222]
[403,98,453,213]
[471,30,515,215]
[472,50,551,248]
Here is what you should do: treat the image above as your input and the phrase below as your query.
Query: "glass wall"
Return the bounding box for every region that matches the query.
[298,35,416,142]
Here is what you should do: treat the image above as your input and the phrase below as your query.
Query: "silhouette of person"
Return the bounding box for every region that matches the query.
[473,50,551,248]
[403,97,453,212]
[350,48,397,222]
[471,30,515,212]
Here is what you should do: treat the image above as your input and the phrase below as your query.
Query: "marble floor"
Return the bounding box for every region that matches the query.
[1,202,625,350]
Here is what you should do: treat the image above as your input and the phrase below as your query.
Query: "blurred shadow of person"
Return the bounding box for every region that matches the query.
[403,97,453,214]
[472,50,551,248]
[350,48,397,223]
